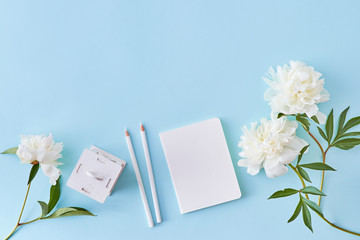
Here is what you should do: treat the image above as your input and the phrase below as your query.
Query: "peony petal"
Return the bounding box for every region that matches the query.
[247,165,261,176]
[286,136,308,152]
[315,111,327,124]
[319,89,330,103]
[237,159,248,167]
[40,164,61,185]
[264,88,277,102]
[277,148,299,165]
[305,104,319,118]
[263,160,288,178]
[238,159,261,176]
[36,150,47,163]
[16,147,35,164]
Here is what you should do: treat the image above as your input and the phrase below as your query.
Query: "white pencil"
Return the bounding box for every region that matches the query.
[125,129,154,228]
[140,123,162,223]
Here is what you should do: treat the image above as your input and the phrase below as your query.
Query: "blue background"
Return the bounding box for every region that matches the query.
[1,1,360,239]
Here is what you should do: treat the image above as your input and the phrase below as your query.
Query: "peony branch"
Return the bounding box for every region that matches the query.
[318,145,331,205]
[18,217,40,226]
[298,122,331,206]
[289,163,360,236]
[288,164,309,199]
[5,183,32,240]
[307,130,325,156]
[258,61,360,236]
[3,134,94,239]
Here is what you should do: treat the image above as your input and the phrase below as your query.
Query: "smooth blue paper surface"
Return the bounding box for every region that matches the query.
[1,1,360,239]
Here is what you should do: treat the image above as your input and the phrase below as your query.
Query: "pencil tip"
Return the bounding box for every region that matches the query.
[140,122,144,131]
[125,128,129,136]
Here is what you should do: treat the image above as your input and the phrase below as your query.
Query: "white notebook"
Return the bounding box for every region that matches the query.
[159,118,241,214]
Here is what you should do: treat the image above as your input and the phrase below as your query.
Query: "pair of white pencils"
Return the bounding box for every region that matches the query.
[125,124,162,228]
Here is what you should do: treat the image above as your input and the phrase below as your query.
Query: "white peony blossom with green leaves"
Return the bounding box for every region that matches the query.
[264,61,329,124]
[16,134,63,185]
[238,61,360,236]
[1,134,94,240]
[238,116,308,178]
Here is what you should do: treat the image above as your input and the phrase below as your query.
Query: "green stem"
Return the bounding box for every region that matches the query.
[318,215,360,236]
[4,183,32,240]
[318,146,331,206]
[299,123,330,206]
[307,130,325,156]
[289,164,360,236]
[288,164,309,199]
[18,217,40,226]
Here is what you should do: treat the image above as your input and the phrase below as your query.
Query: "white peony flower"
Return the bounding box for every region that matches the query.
[238,116,308,178]
[16,134,63,185]
[264,60,330,124]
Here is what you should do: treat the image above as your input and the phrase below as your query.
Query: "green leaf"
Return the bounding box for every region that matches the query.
[296,145,310,165]
[28,164,40,185]
[268,188,298,199]
[297,166,312,183]
[299,162,336,171]
[341,116,360,134]
[55,207,95,218]
[277,113,286,118]
[44,207,77,219]
[332,107,360,144]
[325,109,334,144]
[333,138,360,150]
[44,207,95,219]
[48,177,61,213]
[38,201,49,218]
[301,201,313,232]
[337,106,350,134]
[301,186,326,196]
[311,115,320,124]
[303,198,324,217]
[317,127,328,142]
[1,147,18,154]
[340,132,360,138]
[288,200,302,223]
[296,115,310,132]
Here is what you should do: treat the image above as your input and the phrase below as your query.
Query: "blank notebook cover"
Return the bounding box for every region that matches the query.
[159,118,241,214]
